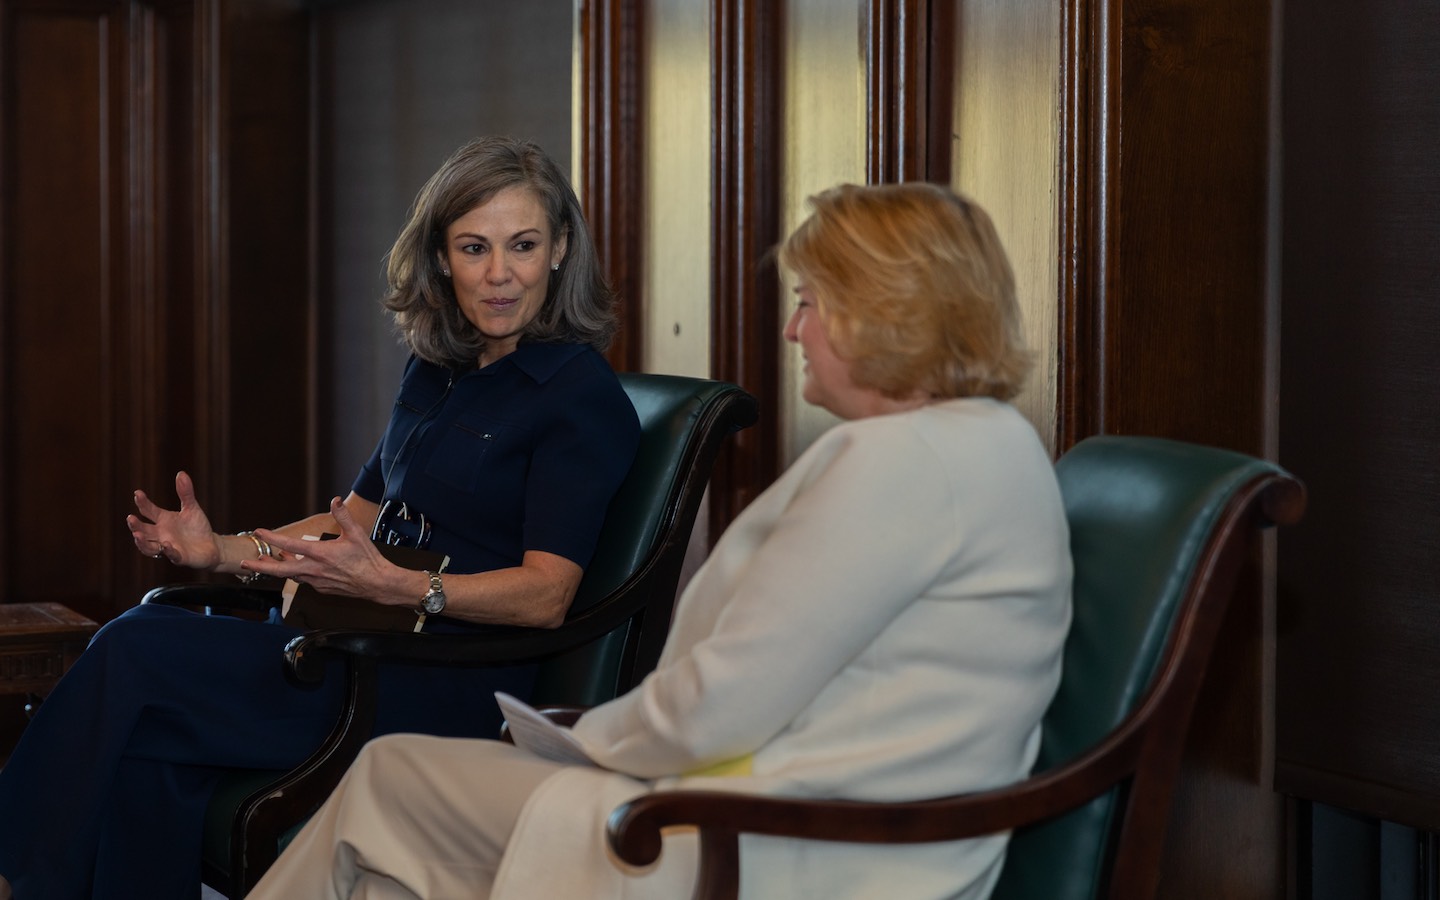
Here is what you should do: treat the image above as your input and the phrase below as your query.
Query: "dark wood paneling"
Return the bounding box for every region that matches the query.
[708,0,781,534]
[0,1,166,623]
[1071,0,1272,451]
[215,0,311,529]
[1275,0,1440,832]
[0,0,311,622]
[582,0,645,375]
[923,0,953,186]
[1060,0,1282,896]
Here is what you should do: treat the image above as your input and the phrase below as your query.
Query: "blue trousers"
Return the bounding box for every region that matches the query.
[0,602,534,900]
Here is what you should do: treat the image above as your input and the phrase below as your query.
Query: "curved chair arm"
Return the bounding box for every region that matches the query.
[605,687,1162,900]
[610,724,1149,866]
[282,540,689,683]
[142,582,282,613]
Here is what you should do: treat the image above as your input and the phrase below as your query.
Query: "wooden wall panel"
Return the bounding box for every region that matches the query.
[0,1,206,623]
[218,0,311,529]
[4,6,123,619]
[0,0,311,623]
[1062,0,1272,451]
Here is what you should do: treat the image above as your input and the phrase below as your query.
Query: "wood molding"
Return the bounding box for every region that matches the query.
[1055,0,1109,451]
[708,0,781,534]
[1059,0,1270,455]
[580,0,645,374]
[924,0,954,185]
[865,0,930,184]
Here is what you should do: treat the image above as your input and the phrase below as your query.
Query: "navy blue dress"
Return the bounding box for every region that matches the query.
[0,343,640,900]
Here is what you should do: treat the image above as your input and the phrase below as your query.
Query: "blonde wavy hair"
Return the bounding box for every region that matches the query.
[778,182,1031,401]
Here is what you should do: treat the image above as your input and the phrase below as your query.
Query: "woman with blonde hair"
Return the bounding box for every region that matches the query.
[249,182,1071,900]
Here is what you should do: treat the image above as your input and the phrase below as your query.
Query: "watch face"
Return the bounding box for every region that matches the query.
[422,590,446,615]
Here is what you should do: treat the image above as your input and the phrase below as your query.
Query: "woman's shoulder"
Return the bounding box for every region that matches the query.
[530,345,639,429]
[541,344,627,396]
[827,396,1028,443]
[815,399,1051,481]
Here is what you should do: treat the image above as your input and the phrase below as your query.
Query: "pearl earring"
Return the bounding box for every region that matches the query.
[442,268,451,277]
[551,263,559,271]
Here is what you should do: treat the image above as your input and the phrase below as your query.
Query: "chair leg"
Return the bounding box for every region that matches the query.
[693,829,741,900]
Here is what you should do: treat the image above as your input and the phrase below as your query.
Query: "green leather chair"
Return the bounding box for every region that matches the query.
[604,435,1306,900]
[144,373,757,898]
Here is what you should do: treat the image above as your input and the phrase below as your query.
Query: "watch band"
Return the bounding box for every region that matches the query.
[420,570,446,615]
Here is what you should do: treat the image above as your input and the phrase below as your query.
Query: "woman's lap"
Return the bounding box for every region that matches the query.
[0,602,532,899]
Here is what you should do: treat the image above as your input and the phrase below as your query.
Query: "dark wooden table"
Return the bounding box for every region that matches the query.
[0,602,99,752]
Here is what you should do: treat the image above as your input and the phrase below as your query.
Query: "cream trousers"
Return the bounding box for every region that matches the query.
[247,736,569,900]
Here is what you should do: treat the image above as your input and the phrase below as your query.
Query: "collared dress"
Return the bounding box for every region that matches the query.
[0,342,640,900]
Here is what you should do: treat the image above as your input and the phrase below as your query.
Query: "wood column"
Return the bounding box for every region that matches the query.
[580,0,645,374]
[708,0,782,533]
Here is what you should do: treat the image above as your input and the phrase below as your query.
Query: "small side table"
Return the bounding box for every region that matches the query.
[0,602,99,708]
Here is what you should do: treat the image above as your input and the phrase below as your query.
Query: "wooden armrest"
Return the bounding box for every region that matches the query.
[282,582,663,683]
[141,582,281,613]
[607,727,1143,868]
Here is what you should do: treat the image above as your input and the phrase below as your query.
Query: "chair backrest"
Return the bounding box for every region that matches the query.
[528,373,758,707]
[993,436,1297,900]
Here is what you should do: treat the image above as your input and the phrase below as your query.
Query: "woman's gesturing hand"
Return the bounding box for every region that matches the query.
[127,471,223,570]
[250,497,409,604]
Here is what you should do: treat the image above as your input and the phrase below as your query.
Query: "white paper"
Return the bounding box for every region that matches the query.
[278,534,320,616]
[495,691,598,767]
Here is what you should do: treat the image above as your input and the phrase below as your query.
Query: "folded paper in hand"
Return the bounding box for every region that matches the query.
[282,534,450,632]
[495,691,598,768]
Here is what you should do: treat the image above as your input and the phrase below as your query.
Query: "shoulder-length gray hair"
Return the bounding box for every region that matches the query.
[383,136,616,368]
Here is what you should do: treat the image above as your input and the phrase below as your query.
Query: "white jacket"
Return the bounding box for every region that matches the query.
[493,398,1073,900]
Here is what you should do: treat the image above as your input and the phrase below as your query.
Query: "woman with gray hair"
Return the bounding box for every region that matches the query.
[248,182,1071,900]
[0,136,640,900]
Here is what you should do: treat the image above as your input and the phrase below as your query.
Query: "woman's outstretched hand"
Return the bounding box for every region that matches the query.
[127,471,223,570]
[250,497,407,603]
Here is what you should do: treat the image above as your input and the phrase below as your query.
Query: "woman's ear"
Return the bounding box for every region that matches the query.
[551,228,570,269]
[436,251,451,278]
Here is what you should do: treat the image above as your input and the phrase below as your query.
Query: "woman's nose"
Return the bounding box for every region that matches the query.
[783,307,801,343]
[486,251,511,283]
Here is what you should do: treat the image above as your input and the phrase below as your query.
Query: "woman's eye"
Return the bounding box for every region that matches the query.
[462,243,486,255]
[514,240,537,253]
